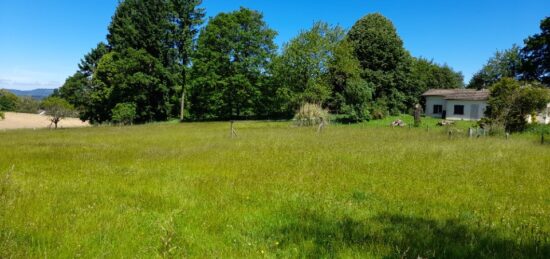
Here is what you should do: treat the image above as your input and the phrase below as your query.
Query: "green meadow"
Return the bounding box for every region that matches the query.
[1,119,549,258]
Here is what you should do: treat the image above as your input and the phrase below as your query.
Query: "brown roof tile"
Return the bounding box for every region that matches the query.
[422,89,490,101]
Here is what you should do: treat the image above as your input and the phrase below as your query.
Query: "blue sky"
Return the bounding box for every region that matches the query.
[1,0,549,90]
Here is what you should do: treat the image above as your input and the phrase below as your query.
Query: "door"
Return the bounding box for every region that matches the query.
[470,104,479,120]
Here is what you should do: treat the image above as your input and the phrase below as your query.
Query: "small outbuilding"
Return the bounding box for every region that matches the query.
[422,89,490,121]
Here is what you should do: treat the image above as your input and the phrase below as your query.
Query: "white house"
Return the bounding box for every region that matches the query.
[528,103,550,124]
[422,89,489,121]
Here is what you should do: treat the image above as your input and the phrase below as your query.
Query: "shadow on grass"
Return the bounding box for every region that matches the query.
[268,210,549,258]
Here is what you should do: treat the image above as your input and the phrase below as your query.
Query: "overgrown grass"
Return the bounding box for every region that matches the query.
[0,121,549,258]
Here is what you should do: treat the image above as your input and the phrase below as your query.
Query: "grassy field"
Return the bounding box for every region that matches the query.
[1,119,549,258]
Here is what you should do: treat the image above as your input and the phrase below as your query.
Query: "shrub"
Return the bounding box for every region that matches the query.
[15,97,41,113]
[41,97,76,129]
[487,78,550,132]
[0,111,4,120]
[293,103,329,127]
[370,104,388,120]
[111,103,137,125]
[0,90,18,111]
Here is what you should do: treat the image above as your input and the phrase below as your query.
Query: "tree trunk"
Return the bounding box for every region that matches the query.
[180,69,187,122]
[180,88,185,121]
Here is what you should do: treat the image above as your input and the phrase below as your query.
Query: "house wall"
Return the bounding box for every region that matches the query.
[425,96,446,118]
[526,103,550,125]
[445,100,488,121]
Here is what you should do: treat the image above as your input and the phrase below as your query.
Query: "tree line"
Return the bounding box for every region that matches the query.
[55,0,465,124]
[466,17,550,132]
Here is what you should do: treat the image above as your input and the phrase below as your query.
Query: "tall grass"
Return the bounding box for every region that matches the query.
[0,121,549,258]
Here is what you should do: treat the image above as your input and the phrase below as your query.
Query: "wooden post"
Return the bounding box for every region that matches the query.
[414,104,422,127]
[448,130,452,140]
[506,132,510,140]
[317,118,325,133]
[230,120,237,138]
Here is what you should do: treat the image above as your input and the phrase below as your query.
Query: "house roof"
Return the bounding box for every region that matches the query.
[422,89,490,101]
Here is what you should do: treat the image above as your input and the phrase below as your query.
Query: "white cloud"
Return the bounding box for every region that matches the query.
[0,68,63,90]
[0,78,61,90]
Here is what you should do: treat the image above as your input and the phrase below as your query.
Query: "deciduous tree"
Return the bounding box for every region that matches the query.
[189,8,277,120]
[468,46,522,89]
[347,13,411,114]
[486,78,549,132]
[41,97,76,129]
[272,22,345,115]
[0,90,18,111]
[328,40,373,122]
[521,17,550,85]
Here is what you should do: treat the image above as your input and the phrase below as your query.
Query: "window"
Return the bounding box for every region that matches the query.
[433,105,443,114]
[454,105,464,115]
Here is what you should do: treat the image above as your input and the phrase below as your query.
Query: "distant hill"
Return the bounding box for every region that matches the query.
[3,88,55,100]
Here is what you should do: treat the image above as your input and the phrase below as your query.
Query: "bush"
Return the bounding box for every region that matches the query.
[15,97,41,113]
[41,97,76,129]
[0,90,18,111]
[293,103,329,127]
[487,78,550,132]
[0,111,4,120]
[370,104,388,120]
[111,103,137,125]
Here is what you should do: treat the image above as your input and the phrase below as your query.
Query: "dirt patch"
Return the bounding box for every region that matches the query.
[0,112,90,130]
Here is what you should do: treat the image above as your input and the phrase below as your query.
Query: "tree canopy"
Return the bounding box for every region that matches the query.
[486,78,549,132]
[58,4,472,124]
[467,46,522,89]
[89,48,177,123]
[41,96,76,129]
[273,22,345,113]
[521,17,550,85]
[347,13,412,114]
[189,7,277,120]
[0,90,19,111]
[410,57,464,103]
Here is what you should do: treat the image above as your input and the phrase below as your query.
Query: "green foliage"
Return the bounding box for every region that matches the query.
[41,97,76,129]
[89,48,177,124]
[328,38,373,122]
[347,13,411,114]
[108,0,204,68]
[0,111,4,120]
[468,46,522,89]
[79,42,110,77]
[111,103,137,125]
[521,17,550,85]
[410,57,464,103]
[0,122,549,257]
[108,0,172,66]
[57,43,109,121]
[487,78,550,132]
[273,22,345,114]
[189,7,277,120]
[293,103,329,126]
[0,89,19,111]
[14,96,41,113]
[58,72,90,111]
[60,5,473,123]
[61,0,204,123]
